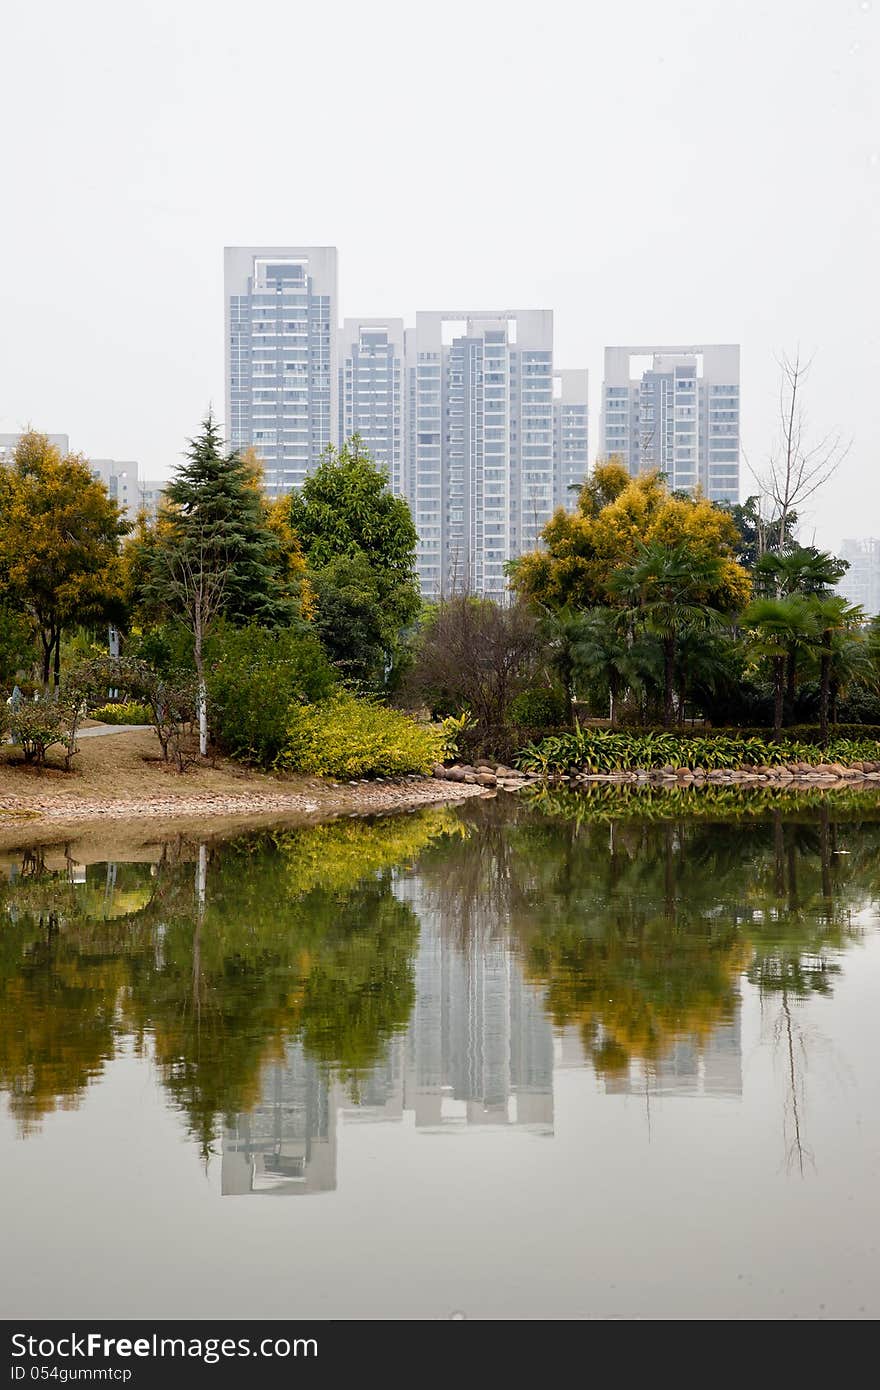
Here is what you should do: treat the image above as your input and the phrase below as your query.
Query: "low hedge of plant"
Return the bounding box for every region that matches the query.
[92,701,152,725]
[515,729,880,776]
[277,692,444,779]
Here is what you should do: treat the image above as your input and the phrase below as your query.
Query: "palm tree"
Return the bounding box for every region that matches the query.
[611,542,726,729]
[539,606,589,728]
[570,606,655,724]
[756,544,847,600]
[809,596,865,742]
[742,596,816,737]
[756,547,848,722]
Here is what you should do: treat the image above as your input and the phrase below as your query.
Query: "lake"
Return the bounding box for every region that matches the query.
[1,788,879,1320]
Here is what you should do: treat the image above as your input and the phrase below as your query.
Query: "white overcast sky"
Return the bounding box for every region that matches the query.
[0,0,876,551]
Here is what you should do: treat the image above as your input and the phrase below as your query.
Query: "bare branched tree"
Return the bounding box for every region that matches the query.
[751,351,851,549]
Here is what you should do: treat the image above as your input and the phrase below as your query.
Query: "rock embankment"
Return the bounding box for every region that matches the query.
[434,759,880,790]
[432,762,532,791]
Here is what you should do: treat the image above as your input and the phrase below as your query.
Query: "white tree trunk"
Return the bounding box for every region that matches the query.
[198,678,207,757]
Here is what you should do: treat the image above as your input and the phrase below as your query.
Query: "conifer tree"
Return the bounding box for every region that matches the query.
[162,413,295,628]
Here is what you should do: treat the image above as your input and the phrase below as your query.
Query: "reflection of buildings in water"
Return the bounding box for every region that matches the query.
[221,874,554,1194]
[220,877,744,1197]
[598,1010,743,1099]
[402,879,554,1133]
[221,1046,336,1196]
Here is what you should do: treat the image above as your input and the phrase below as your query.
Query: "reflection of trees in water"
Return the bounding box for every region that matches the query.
[0,813,453,1147]
[1,793,873,1162]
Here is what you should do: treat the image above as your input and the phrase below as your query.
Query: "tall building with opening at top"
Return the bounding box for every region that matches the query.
[406,310,556,601]
[224,247,338,499]
[600,345,740,502]
[338,318,405,496]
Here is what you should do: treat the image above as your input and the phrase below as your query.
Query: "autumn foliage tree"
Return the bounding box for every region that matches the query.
[511,463,750,616]
[509,463,752,724]
[0,432,128,688]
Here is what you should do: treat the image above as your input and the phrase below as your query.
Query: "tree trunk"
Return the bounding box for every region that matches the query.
[773,654,785,738]
[194,628,207,757]
[609,675,619,727]
[830,679,839,726]
[53,631,61,692]
[663,635,675,730]
[40,631,52,690]
[784,647,797,726]
[819,635,831,746]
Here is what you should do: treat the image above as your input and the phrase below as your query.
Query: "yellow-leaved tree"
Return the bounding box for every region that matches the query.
[0,432,129,688]
[510,462,752,726]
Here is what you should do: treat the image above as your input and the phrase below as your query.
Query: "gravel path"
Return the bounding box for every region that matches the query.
[76,724,153,738]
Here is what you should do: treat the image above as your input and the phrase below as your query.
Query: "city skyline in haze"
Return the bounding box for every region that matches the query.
[0,0,876,554]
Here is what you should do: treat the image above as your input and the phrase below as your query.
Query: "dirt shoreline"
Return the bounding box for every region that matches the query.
[0,776,483,833]
[0,726,487,851]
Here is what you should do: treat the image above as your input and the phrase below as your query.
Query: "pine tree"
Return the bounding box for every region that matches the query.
[162,413,294,628]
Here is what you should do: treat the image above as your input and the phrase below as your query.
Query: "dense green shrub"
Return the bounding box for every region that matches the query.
[125,621,195,677]
[92,701,152,725]
[515,728,880,775]
[206,624,335,766]
[509,686,569,729]
[277,693,443,778]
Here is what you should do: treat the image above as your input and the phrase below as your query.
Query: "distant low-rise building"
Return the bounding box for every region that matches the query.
[1,436,141,522]
[137,480,166,518]
[90,458,139,520]
[0,431,70,463]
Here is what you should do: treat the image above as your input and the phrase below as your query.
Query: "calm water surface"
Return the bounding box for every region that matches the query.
[1,789,879,1320]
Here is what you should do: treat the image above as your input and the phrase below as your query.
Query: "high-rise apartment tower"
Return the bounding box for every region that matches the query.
[224,246,338,498]
[601,345,740,502]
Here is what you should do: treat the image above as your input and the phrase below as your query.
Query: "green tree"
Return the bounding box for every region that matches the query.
[756,546,848,721]
[570,606,655,724]
[159,414,296,629]
[742,596,816,736]
[611,542,731,729]
[755,544,846,600]
[286,436,420,686]
[0,603,35,684]
[0,432,128,689]
[716,496,796,569]
[810,596,864,742]
[140,416,300,753]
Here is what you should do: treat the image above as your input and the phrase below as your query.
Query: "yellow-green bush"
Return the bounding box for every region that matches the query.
[92,701,152,725]
[278,694,443,778]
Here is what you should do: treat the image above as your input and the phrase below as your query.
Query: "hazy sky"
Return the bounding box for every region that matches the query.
[0,0,876,550]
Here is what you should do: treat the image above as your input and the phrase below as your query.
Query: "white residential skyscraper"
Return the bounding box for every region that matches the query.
[224,246,338,498]
[338,319,405,495]
[552,370,589,508]
[407,310,556,601]
[601,345,740,502]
